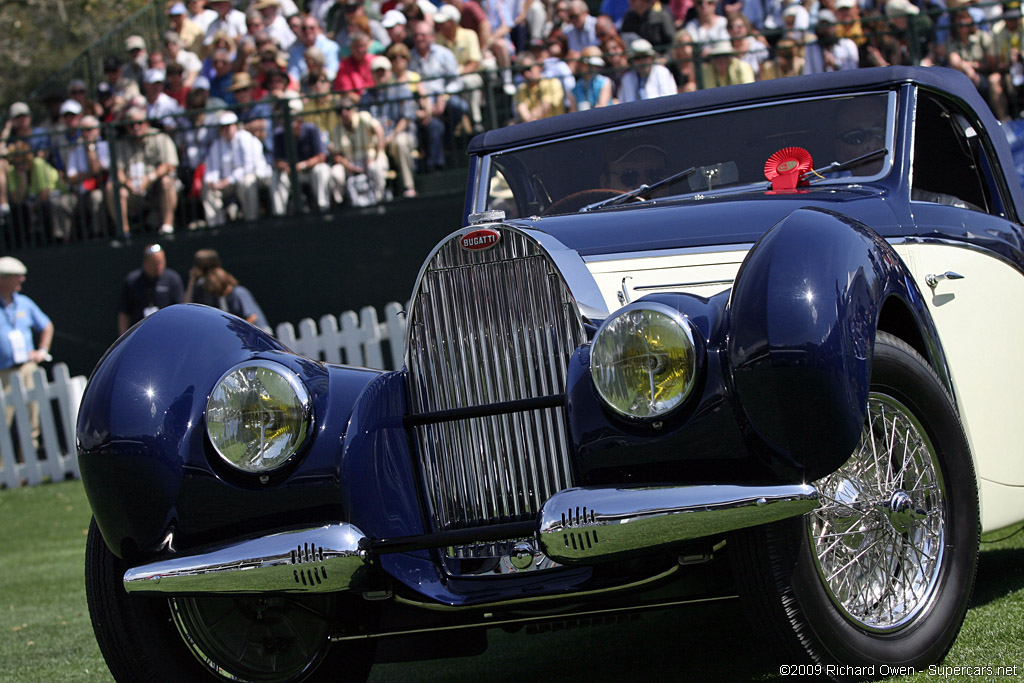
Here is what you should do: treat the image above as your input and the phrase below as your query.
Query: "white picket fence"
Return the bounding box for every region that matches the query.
[0,302,409,488]
[0,363,87,489]
[273,301,408,371]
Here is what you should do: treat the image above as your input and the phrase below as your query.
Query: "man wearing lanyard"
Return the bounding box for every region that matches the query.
[0,257,54,454]
[117,244,184,335]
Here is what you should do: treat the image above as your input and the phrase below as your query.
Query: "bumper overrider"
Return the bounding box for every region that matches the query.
[123,483,818,595]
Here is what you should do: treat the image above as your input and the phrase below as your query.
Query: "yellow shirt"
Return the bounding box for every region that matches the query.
[515,78,565,121]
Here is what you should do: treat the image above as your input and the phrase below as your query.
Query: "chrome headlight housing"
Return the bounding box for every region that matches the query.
[590,302,699,420]
[206,360,313,474]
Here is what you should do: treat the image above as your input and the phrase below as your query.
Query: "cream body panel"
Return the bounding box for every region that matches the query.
[585,248,749,314]
[894,241,1024,528]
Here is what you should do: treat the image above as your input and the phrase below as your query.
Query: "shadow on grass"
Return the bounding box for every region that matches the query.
[970,546,1024,609]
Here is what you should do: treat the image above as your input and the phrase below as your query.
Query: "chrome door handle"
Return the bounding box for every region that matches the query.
[925,271,965,289]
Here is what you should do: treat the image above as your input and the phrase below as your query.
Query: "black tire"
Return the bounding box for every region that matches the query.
[731,332,979,675]
[85,518,375,683]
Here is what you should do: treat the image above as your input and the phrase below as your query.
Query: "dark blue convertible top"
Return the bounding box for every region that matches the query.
[468,66,1024,218]
[469,67,983,155]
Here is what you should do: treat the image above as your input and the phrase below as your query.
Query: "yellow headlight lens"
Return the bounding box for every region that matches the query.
[590,304,698,419]
[206,361,312,473]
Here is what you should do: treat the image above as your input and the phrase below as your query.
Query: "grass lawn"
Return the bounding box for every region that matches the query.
[2,479,1022,682]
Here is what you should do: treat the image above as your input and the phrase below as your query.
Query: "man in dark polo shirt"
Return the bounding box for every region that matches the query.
[117,244,184,335]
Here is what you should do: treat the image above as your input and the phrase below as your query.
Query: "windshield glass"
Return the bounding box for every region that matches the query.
[480,92,894,217]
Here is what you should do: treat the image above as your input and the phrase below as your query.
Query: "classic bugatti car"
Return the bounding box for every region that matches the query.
[80,66,1024,681]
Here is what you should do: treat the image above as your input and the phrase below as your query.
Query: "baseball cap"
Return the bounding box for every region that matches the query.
[143,68,166,84]
[219,111,239,125]
[60,98,83,116]
[126,35,147,52]
[434,4,461,23]
[168,2,187,14]
[371,55,392,70]
[192,76,211,90]
[886,0,920,16]
[8,102,30,118]
[629,38,656,57]
[382,9,407,27]
[0,257,28,276]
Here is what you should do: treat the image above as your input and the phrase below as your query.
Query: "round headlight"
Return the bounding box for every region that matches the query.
[590,303,698,419]
[206,361,312,473]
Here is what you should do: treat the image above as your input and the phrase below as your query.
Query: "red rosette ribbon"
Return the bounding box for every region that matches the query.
[764,147,813,192]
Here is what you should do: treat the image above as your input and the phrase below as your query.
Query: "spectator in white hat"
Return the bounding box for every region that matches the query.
[0,256,54,456]
[617,38,676,102]
[383,9,412,49]
[434,3,485,131]
[255,0,296,51]
[123,35,150,87]
[572,46,613,110]
[834,0,866,46]
[143,69,185,130]
[202,111,271,226]
[700,40,755,87]
[360,54,419,197]
[48,99,84,178]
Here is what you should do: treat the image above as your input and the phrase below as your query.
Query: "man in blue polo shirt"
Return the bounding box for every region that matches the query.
[0,256,54,454]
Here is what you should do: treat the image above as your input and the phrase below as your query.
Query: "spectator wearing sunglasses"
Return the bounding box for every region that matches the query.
[288,15,342,83]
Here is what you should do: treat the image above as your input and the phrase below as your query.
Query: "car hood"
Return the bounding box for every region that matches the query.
[507,186,903,257]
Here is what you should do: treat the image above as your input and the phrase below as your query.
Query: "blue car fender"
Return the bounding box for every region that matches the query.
[727,207,942,481]
[78,304,381,559]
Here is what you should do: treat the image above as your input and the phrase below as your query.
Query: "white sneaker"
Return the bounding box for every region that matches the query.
[159,224,174,235]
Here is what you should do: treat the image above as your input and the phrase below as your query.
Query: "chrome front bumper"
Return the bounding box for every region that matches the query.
[537,484,819,564]
[123,523,369,595]
[122,485,818,594]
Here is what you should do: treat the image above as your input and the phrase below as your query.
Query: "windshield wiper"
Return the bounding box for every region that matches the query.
[581,166,697,212]
[804,148,889,182]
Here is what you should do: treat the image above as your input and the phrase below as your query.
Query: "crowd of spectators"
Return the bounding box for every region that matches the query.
[1,0,1021,245]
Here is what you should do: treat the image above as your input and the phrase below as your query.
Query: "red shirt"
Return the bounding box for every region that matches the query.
[460,0,487,34]
[333,53,375,96]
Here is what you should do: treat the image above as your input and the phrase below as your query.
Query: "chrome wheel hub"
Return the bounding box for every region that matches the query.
[808,394,946,631]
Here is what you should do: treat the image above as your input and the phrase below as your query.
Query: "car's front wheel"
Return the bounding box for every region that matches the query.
[732,332,979,672]
[85,519,375,683]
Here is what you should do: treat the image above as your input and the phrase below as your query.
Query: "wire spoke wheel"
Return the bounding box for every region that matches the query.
[730,333,979,670]
[170,595,335,683]
[809,394,945,631]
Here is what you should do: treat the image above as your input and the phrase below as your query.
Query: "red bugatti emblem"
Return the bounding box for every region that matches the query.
[460,228,501,251]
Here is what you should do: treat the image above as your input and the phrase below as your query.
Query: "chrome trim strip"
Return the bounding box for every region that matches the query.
[583,243,755,263]
[123,524,368,594]
[334,594,737,641]
[538,484,819,564]
[392,563,682,612]
[633,279,735,291]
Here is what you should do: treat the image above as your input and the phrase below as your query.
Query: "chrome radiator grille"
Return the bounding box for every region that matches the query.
[407,229,586,538]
